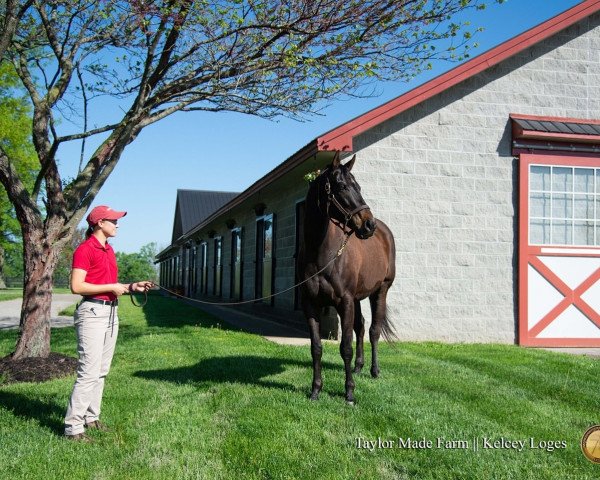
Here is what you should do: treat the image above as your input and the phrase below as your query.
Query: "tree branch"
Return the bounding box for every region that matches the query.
[63,115,144,216]
[0,146,41,229]
[76,64,88,174]
[35,4,74,106]
[0,0,34,62]
[56,122,122,143]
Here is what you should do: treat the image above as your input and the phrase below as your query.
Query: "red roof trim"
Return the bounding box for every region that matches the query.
[511,113,600,145]
[317,0,600,152]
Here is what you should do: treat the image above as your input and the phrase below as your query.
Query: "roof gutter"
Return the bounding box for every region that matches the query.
[512,141,600,155]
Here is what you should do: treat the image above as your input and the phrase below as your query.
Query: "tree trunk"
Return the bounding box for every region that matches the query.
[11,226,62,359]
[0,244,6,289]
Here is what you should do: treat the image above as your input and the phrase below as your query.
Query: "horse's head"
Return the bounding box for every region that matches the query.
[319,153,377,239]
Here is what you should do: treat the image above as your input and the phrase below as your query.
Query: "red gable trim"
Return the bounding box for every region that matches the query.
[317,0,600,152]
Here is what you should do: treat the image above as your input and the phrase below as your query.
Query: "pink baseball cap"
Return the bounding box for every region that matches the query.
[86,205,127,225]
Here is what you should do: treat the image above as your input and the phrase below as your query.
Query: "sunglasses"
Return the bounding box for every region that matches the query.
[102,218,118,225]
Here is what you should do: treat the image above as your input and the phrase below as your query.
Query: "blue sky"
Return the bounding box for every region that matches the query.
[58,0,582,253]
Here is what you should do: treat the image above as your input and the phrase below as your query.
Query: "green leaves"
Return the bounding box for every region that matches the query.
[116,242,159,283]
[303,169,321,183]
[0,62,37,282]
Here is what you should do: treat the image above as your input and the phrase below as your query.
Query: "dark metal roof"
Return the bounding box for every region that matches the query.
[171,189,239,243]
[512,117,600,136]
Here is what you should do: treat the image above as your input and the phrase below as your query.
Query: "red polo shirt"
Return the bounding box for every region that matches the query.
[72,235,119,301]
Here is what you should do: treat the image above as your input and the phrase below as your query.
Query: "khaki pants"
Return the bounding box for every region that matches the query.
[64,302,119,435]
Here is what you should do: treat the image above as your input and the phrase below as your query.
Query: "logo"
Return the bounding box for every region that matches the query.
[581,425,600,463]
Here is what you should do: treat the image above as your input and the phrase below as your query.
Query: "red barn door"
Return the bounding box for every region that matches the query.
[519,153,600,346]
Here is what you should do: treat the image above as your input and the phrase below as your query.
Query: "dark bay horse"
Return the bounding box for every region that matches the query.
[297,153,396,404]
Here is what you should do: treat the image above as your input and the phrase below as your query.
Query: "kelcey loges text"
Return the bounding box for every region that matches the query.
[355,437,567,452]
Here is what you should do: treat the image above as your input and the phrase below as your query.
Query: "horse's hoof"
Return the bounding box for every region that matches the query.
[353,366,363,374]
[309,392,320,401]
[346,399,355,406]
[370,368,380,378]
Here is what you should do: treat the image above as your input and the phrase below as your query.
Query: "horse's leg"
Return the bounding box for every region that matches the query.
[369,284,390,378]
[303,300,323,400]
[338,297,356,404]
[353,300,365,374]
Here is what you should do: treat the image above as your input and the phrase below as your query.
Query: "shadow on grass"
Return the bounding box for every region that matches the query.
[0,390,64,434]
[141,292,235,330]
[140,293,310,340]
[134,354,341,396]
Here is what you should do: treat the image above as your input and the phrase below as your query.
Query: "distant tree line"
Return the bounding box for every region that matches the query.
[116,243,159,284]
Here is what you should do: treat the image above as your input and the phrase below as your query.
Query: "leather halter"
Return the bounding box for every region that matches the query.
[320,173,369,231]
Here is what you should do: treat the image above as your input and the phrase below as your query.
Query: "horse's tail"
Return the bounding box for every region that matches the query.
[380,305,398,343]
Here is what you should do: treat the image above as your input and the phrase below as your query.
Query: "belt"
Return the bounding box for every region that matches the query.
[82,297,118,306]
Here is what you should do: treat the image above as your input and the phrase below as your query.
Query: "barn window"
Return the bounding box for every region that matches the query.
[230,228,243,300]
[189,244,197,295]
[529,165,599,246]
[256,214,275,304]
[199,242,208,294]
[294,200,305,310]
[213,237,223,296]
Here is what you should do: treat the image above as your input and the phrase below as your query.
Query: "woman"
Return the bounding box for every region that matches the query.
[64,205,152,441]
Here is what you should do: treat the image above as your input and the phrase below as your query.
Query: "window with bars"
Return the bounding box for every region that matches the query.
[529,165,599,246]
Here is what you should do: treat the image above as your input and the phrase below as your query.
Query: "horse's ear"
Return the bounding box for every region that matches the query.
[331,151,341,170]
[345,154,356,172]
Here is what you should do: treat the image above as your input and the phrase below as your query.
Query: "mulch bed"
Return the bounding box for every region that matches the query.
[0,353,77,385]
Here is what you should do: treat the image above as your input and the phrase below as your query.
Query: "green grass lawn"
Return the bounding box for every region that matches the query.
[0,288,24,302]
[0,287,72,302]
[0,294,599,479]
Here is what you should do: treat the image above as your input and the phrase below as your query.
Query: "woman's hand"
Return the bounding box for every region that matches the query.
[70,269,130,297]
[129,281,153,293]
[112,283,130,296]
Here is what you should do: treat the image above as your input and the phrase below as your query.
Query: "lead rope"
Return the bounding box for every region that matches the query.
[128,233,352,308]
[129,289,148,308]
